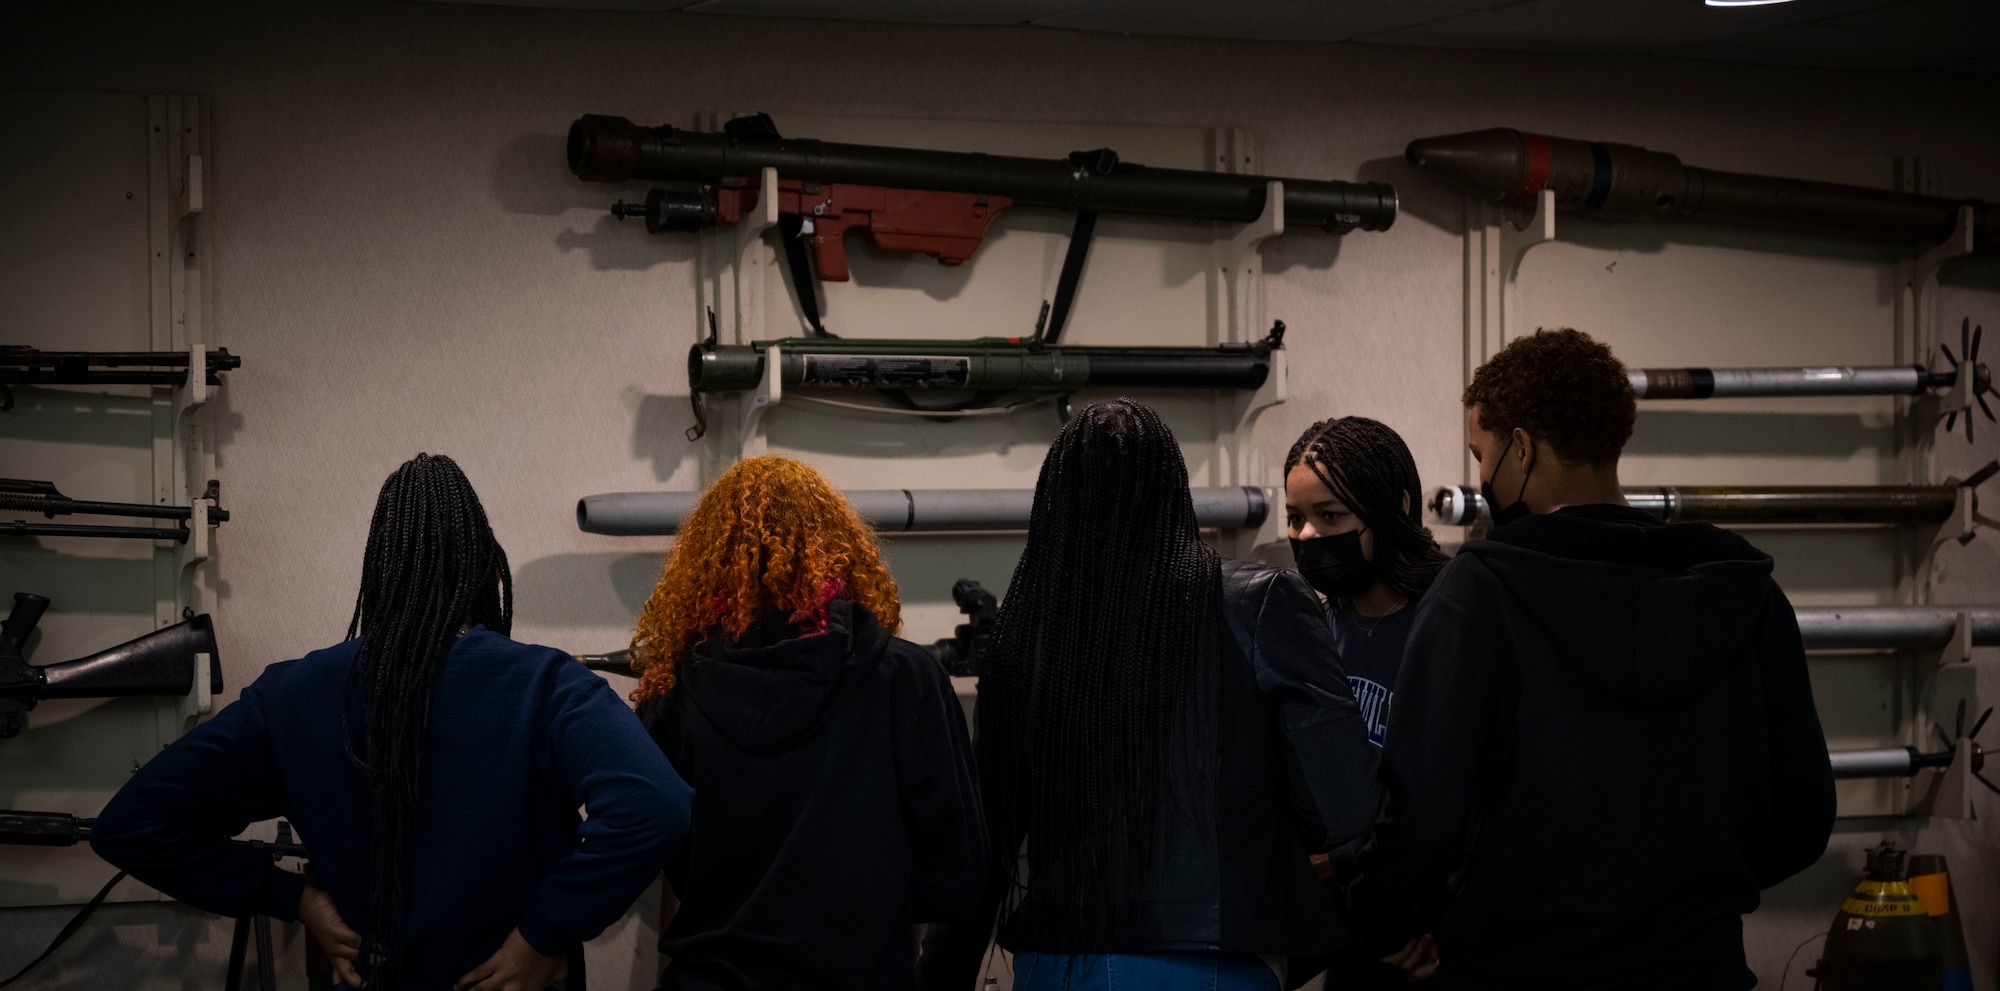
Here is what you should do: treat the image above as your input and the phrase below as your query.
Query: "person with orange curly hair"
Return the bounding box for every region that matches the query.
[631,455,986,991]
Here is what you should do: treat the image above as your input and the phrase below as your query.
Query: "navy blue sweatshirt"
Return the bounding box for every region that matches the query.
[92,628,694,988]
[1347,506,1835,991]
[638,600,986,991]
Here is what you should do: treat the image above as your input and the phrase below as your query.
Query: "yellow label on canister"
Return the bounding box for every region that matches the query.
[1840,879,1928,917]
[1910,872,1951,917]
[1840,897,1928,917]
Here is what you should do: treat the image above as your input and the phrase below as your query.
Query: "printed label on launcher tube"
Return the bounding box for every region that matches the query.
[801,355,972,388]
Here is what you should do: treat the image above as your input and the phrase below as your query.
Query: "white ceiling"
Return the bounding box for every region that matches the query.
[430,0,2000,72]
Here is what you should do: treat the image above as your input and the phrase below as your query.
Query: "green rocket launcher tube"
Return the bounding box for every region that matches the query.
[689,324,1283,395]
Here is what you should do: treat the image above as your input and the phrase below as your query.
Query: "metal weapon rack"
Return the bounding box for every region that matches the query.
[690,117,1291,561]
[1463,180,1987,818]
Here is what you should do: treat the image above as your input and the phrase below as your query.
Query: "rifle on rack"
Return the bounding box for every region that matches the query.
[0,592,222,739]
[0,347,241,411]
[2,478,229,543]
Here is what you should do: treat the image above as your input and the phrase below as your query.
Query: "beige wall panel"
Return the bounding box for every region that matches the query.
[1,1,1997,986]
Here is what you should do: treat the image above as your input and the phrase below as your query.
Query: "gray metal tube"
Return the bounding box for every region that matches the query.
[1830,747,1920,779]
[579,486,1268,536]
[1628,366,1935,400]
[1793,606,2000,650]
[1430,484,1955,527]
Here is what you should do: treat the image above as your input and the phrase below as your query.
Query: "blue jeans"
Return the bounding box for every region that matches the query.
[1012,951,1280,991]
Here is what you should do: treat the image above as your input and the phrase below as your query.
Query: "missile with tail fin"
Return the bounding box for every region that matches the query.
[1628,320,1995,441]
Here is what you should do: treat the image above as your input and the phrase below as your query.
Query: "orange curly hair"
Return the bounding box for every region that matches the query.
[629,456,901,701]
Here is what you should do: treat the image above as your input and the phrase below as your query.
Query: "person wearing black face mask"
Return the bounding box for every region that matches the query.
[1346,329,1834,991]
[1283,417,1451,752]
[1283,417,1451,990]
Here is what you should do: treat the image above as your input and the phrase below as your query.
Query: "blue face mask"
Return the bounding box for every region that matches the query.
[1480,434,1534,527]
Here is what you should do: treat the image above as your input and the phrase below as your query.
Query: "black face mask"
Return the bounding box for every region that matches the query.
[1481,434,1534,528]
[1291,529,1376,599]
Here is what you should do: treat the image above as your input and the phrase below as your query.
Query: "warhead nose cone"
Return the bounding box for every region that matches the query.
[1405,129,1531,204]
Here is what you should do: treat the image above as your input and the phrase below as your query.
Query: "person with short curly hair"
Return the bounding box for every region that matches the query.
[1464,326,1637,474]
[631,455,986,991]
[1348,330,1835,991]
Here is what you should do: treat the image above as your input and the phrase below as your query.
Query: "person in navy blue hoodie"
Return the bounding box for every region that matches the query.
[628,455,985,991]
[92,453,694,991]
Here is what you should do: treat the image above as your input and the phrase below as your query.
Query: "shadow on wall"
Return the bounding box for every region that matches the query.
[878,536,1028,606]
[1940,252,2000,291]
[1259,208,1344,278]
[511,551,661,627]
[555,212,695,273]
[1627,411,1890,459]
[633,393,699,483]
[490,132,694,272]
[0,388,154,447]
[0,547,154,622]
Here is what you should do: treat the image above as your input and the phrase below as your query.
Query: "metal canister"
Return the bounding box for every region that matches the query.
[1907,855,1973,991]
[1817,844,1943,991]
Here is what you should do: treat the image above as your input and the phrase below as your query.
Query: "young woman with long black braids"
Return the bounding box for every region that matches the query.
[94,453,694,990]
[1282,417,1452,988]
[919,400,1377,991]
[1282,416,1451,751]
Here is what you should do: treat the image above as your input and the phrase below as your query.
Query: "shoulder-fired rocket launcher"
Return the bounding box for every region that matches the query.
[689,322,1284,396]
[569,113,1398,249]
[1406,128,1998,249]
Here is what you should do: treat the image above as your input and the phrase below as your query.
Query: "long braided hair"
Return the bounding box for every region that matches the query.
[1284,416,1448,599]
[344,453,512,987]
[977,400,1223,931]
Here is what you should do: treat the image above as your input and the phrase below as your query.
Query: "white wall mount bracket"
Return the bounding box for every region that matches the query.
[1462,188,1557,484]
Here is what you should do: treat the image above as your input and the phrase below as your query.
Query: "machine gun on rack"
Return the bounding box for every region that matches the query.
[0,592,222,739]
[2,477,229,543]
[0,346,241,411]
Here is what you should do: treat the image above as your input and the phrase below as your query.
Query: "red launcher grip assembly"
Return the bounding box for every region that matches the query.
[616,178,1012,281]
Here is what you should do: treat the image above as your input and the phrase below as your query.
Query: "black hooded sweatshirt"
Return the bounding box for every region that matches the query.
[1347,505,1836,991]
[638,599,987,991]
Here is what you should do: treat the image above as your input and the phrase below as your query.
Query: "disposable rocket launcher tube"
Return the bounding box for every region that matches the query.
[1628,365,1947,400]
[578,487,1269,535]
[1430,484,1957,528]
[1405,127,1997,248]
[1793,606,2000,650]
[570,115,1398,234]
[687,335,1279,394]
